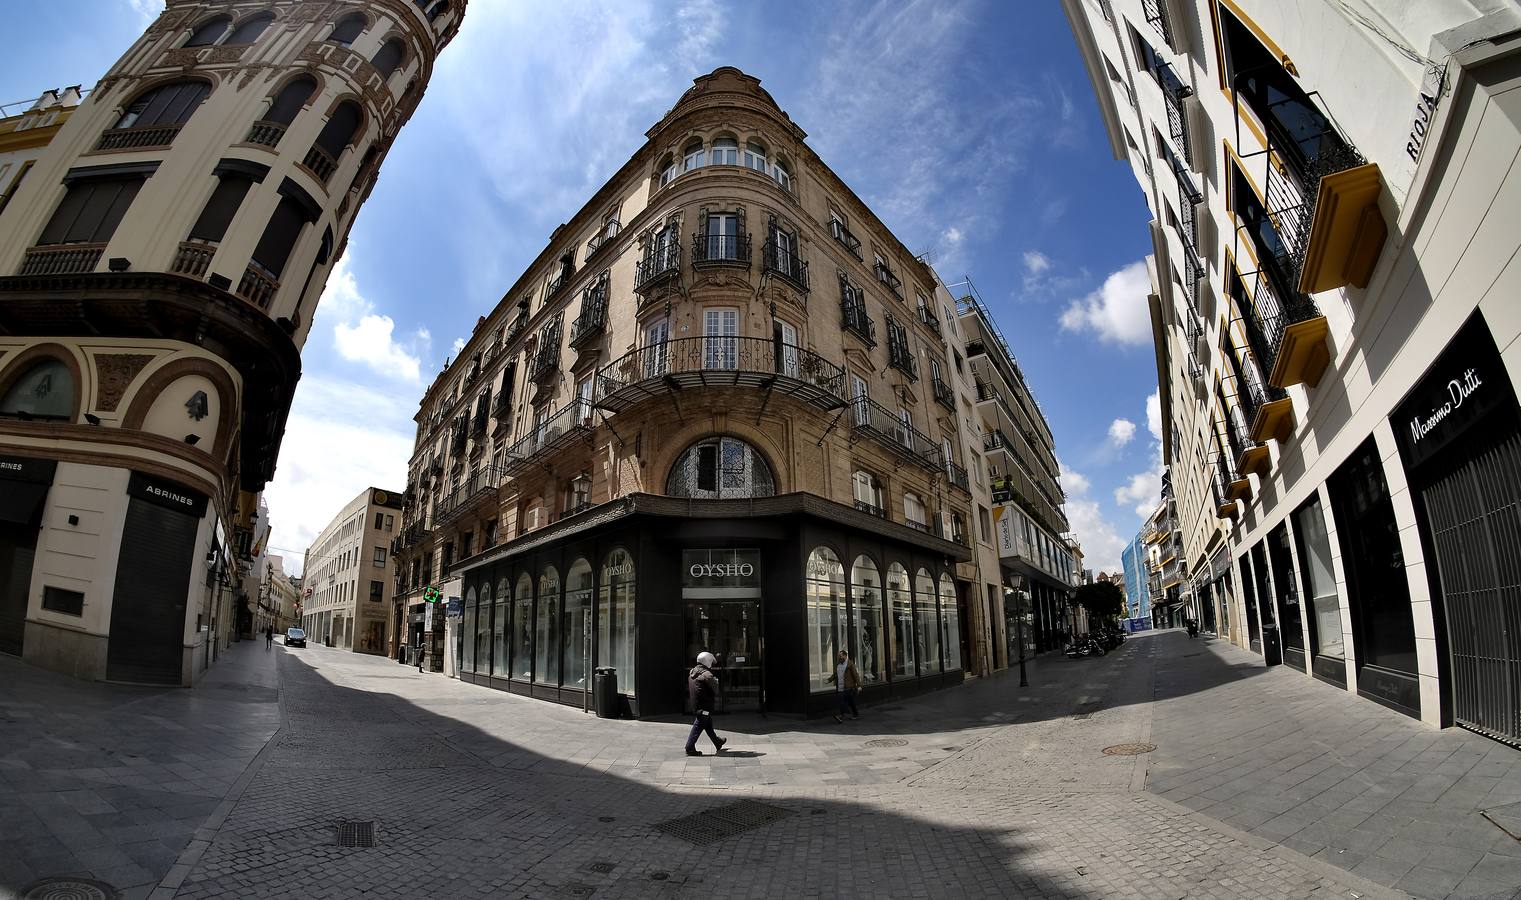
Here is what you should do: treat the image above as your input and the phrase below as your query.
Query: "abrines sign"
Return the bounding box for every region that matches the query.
[1393,313,1515,470]
[128,471,209,517]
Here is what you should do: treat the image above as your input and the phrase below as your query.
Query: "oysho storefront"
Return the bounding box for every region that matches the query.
[452,493,970,718]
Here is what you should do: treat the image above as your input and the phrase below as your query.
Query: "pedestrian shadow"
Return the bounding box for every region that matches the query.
[711,749,765,758]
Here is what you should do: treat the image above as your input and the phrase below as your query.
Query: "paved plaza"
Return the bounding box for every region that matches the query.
[2,630,1519,899]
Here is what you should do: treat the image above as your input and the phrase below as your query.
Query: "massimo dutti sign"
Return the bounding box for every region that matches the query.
[1393,313,1515,470]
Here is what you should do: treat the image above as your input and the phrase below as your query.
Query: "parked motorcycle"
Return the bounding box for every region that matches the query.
[1065,636,1107,658]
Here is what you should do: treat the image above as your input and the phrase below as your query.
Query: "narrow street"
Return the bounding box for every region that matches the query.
[3,630,1519,899]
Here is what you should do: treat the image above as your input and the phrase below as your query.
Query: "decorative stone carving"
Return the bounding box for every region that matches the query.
[94,353,155,412]
[161,47,204,69]
[205,45,248,64]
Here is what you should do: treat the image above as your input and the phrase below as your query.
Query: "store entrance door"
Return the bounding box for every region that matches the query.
[684,600,763,712]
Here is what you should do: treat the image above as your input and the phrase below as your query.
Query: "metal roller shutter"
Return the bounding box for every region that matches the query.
[106,496,198,684]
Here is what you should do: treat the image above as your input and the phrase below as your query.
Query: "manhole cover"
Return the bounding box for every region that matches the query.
[335,820,376,847]
[597,816,616,823]
[654,800,793,845]
[586,861,616,874]
[864,738,908,748]
[1102,742,1157,756]
[560,884,595,898]
[20,878,118,900]
[649,872,670,881]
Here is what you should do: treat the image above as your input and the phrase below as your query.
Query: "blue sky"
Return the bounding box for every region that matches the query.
[3,1,1162,573]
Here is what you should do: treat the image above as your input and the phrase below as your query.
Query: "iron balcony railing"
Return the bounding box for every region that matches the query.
[887,333,917,380]
[1224,403,1254,465]
[543,265,575,303]
[830,219,862,259]
[503,400,594,474]
[568,286,608,349]
[841,296,876,346]
[595,336,846,414]
[691,232,751,268]
[528,347,559,384]
[1153,61,1193,167]
[874,261,904,299]
[1142,0,1176,51]
[932,377,955,412]
[763,239,809,291]
[434,467,503,526]
[946,461,970,493]
[1215,450,1238,494]
[585,220,620,259]
[854,500,888,519]
[916,304,942,337]
[634,244,681,293]
[450,419,468,456]
[1234,353,1286,426]
[850,395,940,472]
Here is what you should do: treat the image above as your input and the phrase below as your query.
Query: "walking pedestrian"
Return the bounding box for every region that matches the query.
[264,624,273,649]
[685,651,727,757]
[827,649,862,722]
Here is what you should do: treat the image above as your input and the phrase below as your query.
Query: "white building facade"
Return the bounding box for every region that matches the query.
[302,487,402,654]
[1066,0,1521,743]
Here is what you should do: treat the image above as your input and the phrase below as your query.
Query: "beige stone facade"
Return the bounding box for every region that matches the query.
[301,486,402,654]
[0,1,462,684]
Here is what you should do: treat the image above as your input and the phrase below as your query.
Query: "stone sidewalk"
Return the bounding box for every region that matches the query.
[0,640,280,900]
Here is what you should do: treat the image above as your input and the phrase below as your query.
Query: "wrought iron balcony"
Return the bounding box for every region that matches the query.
[434,467,501,526]
[830,219,862,259]
[1213,453,1240,519]
[691,232,751,268]
[528,348,559,384]
[932,376,955,412]
[634,245,681,294]
[502,400,594,476]
[916,304,942,337]
[568,287,608,350]
[95,123,182,152]
[887,336,917,381]
[854,500,888,519]
[763,239,809,292]
[1151,61,1193,167]
[505,312,529,345]
[585,220,620,259]
[946,461,970,493]
[1226,403,1268,479]
[1141,0,1177,51]
[874,261,904,299]
[19,243,105,276]
[841,297,876,347]
[595,336,845,414]
[543,265,575,303]
[850,395,940,473]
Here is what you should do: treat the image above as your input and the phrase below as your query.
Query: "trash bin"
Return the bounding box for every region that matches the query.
[593,667,618,718]
[1261,624,1283,667]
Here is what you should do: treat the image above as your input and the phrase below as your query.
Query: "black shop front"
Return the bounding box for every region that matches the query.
[452,493,970,718]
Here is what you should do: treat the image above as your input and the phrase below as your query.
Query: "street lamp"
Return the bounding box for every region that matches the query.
[1005,586,1030,687]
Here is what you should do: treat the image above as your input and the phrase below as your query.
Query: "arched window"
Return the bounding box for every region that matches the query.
[683,139,705,172]
[939,573,961,671]
[806,547,845,692]
[313,101,363,161]
[513,573,533,680]
[426,1,451,21]
[184,15,231,47]
[475,583,492,675]
[887,563,914,678]
[264,76,316,127]
[250,194,311,280]
[328,13,366,47]
[462,586,477,672]
[657,154,677,188]
[904,491,927,529]
[850,556,883,684]
[666,436,775,500]
[710,137,738,166]
[113,80,211,131]
[563,559,593,690]
[534,565,561,686]
[916,567,942,675]
[492,576,509,677]
[744,140,768,173]
[0,359,75,419]
[852,470,884,516]
[598,548,635,696]
[372,39,406,80]
[773,156,794,192]
[224,12,273,45]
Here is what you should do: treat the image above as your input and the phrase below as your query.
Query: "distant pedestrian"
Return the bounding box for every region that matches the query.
[685,651,727,757]
[264,624,273,649]
[828,649,862,722]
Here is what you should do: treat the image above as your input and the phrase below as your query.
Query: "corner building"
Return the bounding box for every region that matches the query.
[301,486,402,653]
[1066,0,1521,744]
[0,0,463,684]
[397,68,1018,717]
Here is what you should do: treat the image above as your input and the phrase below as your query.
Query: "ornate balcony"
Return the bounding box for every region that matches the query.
[19,243,105,276]
[854,500,888,519]
[763,240,809,292]
[95,123,181,152]
[1227,404,1270,479]
[932,377,955,412]
[946,461,970,494]
[691,232,751,269]
[244,120,286,148]
[841,297,876,347]
[916,304,942,337]
[543,264,575,303]
[874,261,904,299]
[634,245,681,294]
[850,395,939,473]
[434,467,501,527]
[568,290,608,350]
[595,336,845,415]
[887,335,917,381]
[528,347,559,384]
[302,144,338,185]
[237,261,279,310]
[585,220,620,259]
[1212,461,1239,520]
[172,240,216,277]
[830,219,862,259]
[502,400,594,477]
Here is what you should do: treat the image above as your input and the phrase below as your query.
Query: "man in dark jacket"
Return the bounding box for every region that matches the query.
[685,651,728,757]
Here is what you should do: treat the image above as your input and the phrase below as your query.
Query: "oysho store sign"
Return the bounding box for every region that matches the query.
[1393,313,1514,470]
[682,549,761,588]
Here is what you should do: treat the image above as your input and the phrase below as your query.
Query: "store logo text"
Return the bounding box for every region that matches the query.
[689,562,754,579]
[1409,368,1482,445]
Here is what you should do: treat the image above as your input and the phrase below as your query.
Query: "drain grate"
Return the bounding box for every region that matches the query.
[585,861,616,874]
[559,884,595,898]
[864,738,908,748]
[20,879,118,900]
[335,820,376,847]
[654,800,794,845]
[1102,742,1157,756]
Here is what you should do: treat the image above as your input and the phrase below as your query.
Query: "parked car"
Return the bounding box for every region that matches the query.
[284,627,307,647]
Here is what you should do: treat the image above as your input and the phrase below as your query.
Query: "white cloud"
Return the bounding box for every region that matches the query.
[1146,390,1163,441]
[1023,251,1052,275]
[1107,418,1136,447]
[313,251,428,383]
[1060,468,1090,497]
[262,376,418,573]
[1114,470,1164,518]
[125,0,158,24]
[1062,467,1127,574]
[1058,259,1153,344]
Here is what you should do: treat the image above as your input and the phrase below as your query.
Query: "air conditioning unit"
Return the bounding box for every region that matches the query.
[1184,94,1211,176]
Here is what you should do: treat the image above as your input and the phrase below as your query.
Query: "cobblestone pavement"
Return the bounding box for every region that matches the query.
[7,630,1519,899]
[0,640,280,900]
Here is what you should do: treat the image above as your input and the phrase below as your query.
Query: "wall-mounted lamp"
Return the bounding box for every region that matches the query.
[184,434,201,445]
[207,273,232,290]
[108,257,130,272]
[83,413,101,426]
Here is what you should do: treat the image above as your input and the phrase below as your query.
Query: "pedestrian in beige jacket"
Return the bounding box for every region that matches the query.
[828,649,862,722]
